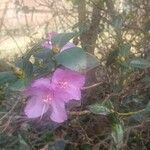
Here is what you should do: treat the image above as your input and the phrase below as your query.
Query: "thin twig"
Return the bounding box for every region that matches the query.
[0,2,9,32]
[81,82,103,90]
[0,100,19,121]
[117,109,145,116]
[68,110,90,116]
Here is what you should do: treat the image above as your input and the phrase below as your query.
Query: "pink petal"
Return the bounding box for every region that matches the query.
[42,41,52,49]
[52,68,85,88]
[24,86,51,98]
[24,78,51,97]
[31,78,51,89]
[47,32,57,40]
[42,32,57,49]
[53,85,81,102]
[61,42,75,52]
[50,99,67,123]
[24,96,49,118]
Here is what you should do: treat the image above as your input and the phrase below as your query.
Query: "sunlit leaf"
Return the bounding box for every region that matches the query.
[55,47,86,72]
[55,47,99,72]
[52,32,78,48]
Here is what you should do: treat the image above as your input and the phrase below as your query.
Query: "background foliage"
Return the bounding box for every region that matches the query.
[0,0,150,149]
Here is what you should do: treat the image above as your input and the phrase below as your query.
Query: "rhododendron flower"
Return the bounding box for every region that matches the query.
[24,68,85,123]
[42,32,75,52]
[51,68,85,101]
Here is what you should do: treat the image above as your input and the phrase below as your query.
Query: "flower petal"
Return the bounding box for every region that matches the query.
[31,78,51,88]
[50,99,67,123]
[42,40,52,49]
[47,32,57,40]
[23,78,51,98]
[42,32,57,49]
[61,42,75,52]
[53,85,81,102]
[24,86,52,98]
[24,96,49,118]
[52,68,85,88]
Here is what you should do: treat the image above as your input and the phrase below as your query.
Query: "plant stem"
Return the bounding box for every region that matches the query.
[116,109,145,116]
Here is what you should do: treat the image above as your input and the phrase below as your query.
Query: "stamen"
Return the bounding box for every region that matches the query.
[42,94,52,103]
[58,81,68,89]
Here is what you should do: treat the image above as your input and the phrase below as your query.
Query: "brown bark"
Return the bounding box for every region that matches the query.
[78,0,102,53]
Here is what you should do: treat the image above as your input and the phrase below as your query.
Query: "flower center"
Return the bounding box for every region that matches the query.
[58,81,68,89]
[42,94,52,104]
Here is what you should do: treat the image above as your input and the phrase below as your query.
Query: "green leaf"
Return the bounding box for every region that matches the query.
[145,101,150,113]
[80,144,92,150]
[141,76,150,82]
[55,47,86,72]
[111,122,124,149]
[102,99,114,110]
[130,58,150,69]
[119,43,131,57]
[52,32,78,48]
[86,53,100,71]
[55,47,99,72]
[18,134,30,150]
[0,71,17,85]
[110,113,124,149]
[10,79,26,91]
[88,104,111,115]
[48,140,66,150]
[34,48,53,60]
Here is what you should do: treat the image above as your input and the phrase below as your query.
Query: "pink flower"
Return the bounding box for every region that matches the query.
[51,68,85,101]
[42,32,75,52]
[24,68,85,123]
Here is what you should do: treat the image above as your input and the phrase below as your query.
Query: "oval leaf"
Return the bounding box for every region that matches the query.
[86,53,100,71]
[55,47,99,72]
[52,32,78,48]
[130,58,150,69]
[110,113,124,149]
[55,47,87,72]
[88,103,111,115]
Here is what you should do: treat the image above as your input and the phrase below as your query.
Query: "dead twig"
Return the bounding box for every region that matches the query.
[81,82,103,90]
[0,100,19,121]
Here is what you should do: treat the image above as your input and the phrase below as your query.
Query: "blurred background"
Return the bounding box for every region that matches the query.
[0,0,77,60]
[1,0,149,60]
